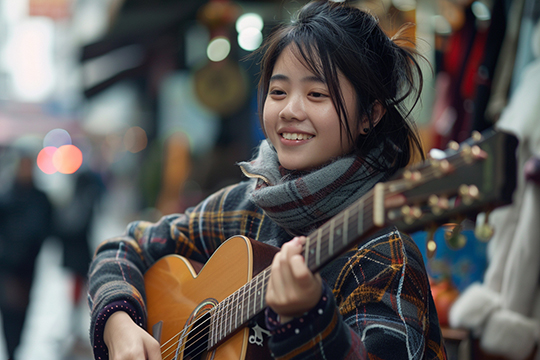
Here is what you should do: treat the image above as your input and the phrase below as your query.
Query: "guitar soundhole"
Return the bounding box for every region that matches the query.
[183,312,210,360]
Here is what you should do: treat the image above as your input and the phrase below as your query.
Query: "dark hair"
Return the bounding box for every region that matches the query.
[257,0,425,176]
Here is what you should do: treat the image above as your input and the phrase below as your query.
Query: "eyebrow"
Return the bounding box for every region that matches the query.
[269,74,326,84]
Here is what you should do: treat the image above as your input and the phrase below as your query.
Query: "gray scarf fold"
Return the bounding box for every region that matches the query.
[238,140,390,236]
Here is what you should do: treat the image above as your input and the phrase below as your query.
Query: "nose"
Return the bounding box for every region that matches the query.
[279,95,307,121]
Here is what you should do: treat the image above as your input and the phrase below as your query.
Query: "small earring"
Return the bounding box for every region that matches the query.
[363,128,369,134]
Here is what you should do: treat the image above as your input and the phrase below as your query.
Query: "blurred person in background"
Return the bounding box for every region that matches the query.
[0,151,53,360]
[53,168,105,343]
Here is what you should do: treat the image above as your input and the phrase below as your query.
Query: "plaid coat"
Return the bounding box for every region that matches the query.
[88,179,446,360]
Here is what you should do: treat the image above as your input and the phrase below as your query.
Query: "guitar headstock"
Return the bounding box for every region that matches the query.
[374,130,518,233]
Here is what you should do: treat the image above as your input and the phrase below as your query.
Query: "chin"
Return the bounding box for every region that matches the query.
[280,162,317,172]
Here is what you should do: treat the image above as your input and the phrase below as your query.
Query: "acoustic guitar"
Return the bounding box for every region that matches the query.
[144,130,517,360]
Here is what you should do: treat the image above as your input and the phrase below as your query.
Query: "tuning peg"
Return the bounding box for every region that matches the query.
[474,211,494,242]
[471,145,488,160]
[402,170,422,182]
[428,194,450,215]
[429,159,453,178]
[444,222,467,250]
[471,131,483,142]
[460,144,474,164]
[447,141,460,151]
[400,205,422,224]
[459,184,480,205]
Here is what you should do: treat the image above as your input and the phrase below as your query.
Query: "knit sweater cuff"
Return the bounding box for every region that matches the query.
[92,300,144,360]
[265,283,351,359]
[265,283,329,340]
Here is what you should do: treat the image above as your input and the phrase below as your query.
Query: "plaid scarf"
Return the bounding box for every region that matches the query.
[238,140,389,236]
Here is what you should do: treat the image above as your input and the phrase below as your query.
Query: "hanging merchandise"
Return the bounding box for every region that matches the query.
[194,0,249,116]
[430,1,492,148]
[193,60,248,117]
[450,19,540,360]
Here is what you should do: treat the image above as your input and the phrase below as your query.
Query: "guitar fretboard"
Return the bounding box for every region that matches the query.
[208,191,376,348]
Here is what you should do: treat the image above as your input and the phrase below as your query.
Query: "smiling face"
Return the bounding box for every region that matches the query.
[263,45,359,171]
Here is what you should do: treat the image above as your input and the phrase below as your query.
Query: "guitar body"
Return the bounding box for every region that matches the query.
[144,236,278,360]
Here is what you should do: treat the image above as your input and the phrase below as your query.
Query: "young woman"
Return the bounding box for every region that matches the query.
[88,1,446,359]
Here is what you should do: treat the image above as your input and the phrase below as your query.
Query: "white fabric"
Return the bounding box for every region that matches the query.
[449,19,540,359]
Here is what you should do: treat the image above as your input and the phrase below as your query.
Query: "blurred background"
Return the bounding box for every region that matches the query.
[0,0,534,359]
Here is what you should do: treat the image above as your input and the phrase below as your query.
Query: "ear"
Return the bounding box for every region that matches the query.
[371,101,386,127]
[360,102,386,134]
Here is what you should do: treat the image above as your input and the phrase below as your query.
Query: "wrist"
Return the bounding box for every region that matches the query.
[93,300,143,359]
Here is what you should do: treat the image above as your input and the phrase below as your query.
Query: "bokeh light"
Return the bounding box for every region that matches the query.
[123,126,148,153]
[37,146,58,174]
[52,145,83,174]
[43,128,72,148]
[235,13,263,33]
[238,27,263,51]
[392,0,416,11]
[471,1,491,21]
[207,37,231,62]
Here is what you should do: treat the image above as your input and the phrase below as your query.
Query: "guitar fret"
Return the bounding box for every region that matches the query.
[253,274,259,317]
[220,298,227,338]
[220,299,227,338]
[304,236,311,266]
[225,296,230,337]
[246,281,251,321]
[239,285,245,325]
[357,199,364,238]
[326,221,333,262]
[343,209,349,250]
[262,270,268,310]
[225,295,231,336]
[215,303,222,342]
[233,290,238,330]
[230,293,235,335]
[316,227,323,266]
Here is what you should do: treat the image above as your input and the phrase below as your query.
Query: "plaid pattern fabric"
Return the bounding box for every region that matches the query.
[88,180,446,360]
[239,140,388,236]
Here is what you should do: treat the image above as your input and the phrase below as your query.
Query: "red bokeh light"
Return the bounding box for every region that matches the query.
[37,146,58,174]
[52,145,83,174]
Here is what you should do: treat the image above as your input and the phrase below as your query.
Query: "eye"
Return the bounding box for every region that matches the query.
[309,92,328,99]
[269,89,286,97]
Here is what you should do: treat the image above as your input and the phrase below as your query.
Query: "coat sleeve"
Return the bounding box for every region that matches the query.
[265,230,447,360]
[87,182,258,358]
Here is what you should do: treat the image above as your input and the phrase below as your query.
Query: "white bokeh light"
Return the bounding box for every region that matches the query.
[235,13,263,33]
[392,0,416,12]
[206,37,231,62]
[238,28,263,51]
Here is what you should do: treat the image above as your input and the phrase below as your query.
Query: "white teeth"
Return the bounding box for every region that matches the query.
[281,133,314,140]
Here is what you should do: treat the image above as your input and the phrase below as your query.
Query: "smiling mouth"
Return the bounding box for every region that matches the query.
[281,132,314,140]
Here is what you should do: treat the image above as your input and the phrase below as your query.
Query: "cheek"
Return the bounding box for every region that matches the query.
[262,103,275,141]
[262,100,278,126]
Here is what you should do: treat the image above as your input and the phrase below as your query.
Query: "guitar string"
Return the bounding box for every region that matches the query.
[161,267,276,359]
[157,153,477,358]
[160,315,212,360]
